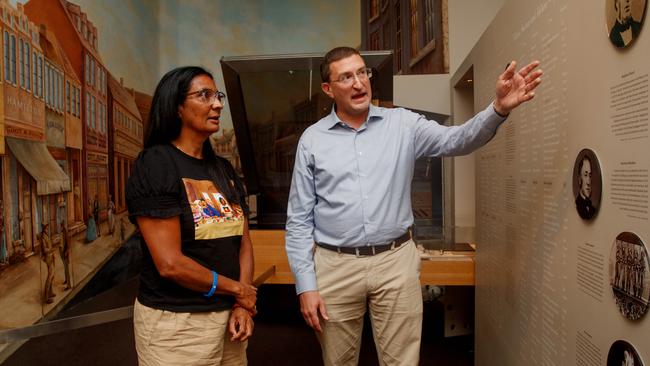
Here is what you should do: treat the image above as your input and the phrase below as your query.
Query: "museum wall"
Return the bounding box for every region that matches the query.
[453,0,649,364]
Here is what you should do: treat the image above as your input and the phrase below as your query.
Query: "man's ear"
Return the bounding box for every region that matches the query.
[322,82,334,99]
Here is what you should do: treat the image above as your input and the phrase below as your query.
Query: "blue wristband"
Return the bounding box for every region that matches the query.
[203,270,218,298]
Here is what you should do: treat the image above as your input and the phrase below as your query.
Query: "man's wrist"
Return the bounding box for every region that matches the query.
[492,101,510,118]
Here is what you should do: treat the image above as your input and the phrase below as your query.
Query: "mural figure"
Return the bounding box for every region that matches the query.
[0,200,6,265]
[86,212,98,243]
[39,224,56,304]
[107,195,116,235]
[59,223,72,290]
[93,195,101,237]
[120,217,128,242]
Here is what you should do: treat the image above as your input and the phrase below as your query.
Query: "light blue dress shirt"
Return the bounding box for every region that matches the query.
[286,103,506,294]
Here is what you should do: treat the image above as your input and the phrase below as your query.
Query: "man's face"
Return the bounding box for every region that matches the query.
[616,0,633,24]
[623,350,635,366]
[321,54,372,118]
[579,159,592,198]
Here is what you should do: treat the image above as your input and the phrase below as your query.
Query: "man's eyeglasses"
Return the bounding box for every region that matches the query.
[330,67,373,86]
[186,89,226,104]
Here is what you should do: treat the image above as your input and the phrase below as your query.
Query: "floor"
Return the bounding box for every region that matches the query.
[3,238,474,366]
[0,215,135,330]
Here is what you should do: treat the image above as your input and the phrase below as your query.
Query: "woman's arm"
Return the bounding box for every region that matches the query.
[137,215,256,309]
[239,218,254,285]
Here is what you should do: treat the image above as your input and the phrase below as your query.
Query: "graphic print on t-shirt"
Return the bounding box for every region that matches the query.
[182,178,244,240]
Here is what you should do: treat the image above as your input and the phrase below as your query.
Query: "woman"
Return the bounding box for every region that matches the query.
[107,195,116,235]
[85,211,97,243]
[126,66,256,366]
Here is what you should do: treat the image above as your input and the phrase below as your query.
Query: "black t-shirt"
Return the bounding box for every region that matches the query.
[126,144,248,312]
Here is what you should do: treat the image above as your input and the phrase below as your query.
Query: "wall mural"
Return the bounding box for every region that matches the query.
[0,0,359,345]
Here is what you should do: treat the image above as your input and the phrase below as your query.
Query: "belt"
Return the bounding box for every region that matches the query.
[316,231,412,257]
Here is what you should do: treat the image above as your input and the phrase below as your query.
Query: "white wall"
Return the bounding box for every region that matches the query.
[448,0,506,76]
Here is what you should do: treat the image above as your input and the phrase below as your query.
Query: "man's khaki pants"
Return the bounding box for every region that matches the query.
[315,240,423,366]
[133,299,247,366]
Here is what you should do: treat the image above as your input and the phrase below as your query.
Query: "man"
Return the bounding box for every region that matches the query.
[59,223,72,290]
[575,155,596,220]
[93,195,101,237]
[39,224,56,304]
[622,348,636,366]
[609,0,643,48]
[285,46,542,366]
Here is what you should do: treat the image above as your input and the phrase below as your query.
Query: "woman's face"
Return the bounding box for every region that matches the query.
[178,75,223,137]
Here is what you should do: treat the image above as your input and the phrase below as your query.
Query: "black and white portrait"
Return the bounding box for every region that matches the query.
[607,340,644,366]
[572,149,602,221]
[609,232,650,320]
[606,0,647,48]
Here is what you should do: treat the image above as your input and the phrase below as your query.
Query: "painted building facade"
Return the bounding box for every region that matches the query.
[25,0,109,224]
[107,75,142,214]
[0,1,71,266]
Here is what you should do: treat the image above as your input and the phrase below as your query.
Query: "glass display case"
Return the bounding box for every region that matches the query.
[221,51,444,246]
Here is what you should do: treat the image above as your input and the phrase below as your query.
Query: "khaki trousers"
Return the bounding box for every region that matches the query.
[133,299,247,366]
[314,240,423,366]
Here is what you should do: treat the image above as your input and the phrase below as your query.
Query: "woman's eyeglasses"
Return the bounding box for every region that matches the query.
[186,89,226,104]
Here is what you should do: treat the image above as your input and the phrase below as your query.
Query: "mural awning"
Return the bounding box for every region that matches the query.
[7,137,71,196]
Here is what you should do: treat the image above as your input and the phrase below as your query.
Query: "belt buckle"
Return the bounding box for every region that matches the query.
[355,247,361,257]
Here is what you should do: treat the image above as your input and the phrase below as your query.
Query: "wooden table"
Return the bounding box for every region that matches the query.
[251,230,475,287]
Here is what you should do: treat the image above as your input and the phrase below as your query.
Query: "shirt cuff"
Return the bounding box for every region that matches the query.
[294,272,318,295]
[486,102,508,130]
[491,101,509,119]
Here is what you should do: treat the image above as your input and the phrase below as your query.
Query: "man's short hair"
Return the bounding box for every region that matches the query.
[320,46,361,82]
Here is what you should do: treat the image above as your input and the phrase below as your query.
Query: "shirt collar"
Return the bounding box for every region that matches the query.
[325,103,383,130]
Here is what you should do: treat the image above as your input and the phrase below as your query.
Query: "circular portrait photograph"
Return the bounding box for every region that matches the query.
[609,232,650,320]
[606,0,647,48]
[572,149,602,221]
[607,340,644,366]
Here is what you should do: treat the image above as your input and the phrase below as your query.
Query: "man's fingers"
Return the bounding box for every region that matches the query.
[524,69,543,84]
[521,91,536,102]
[302,308,322,332]
[311,311,322,332]
[518,60,541,78]
[501,61,517,80]
[318,301,329,321]
[525,78,542,93]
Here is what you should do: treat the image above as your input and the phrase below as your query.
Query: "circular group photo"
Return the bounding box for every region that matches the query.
[606,0,647,48]
[609,232,650,320]
[573,149,602,221]
[607,340,644,366]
